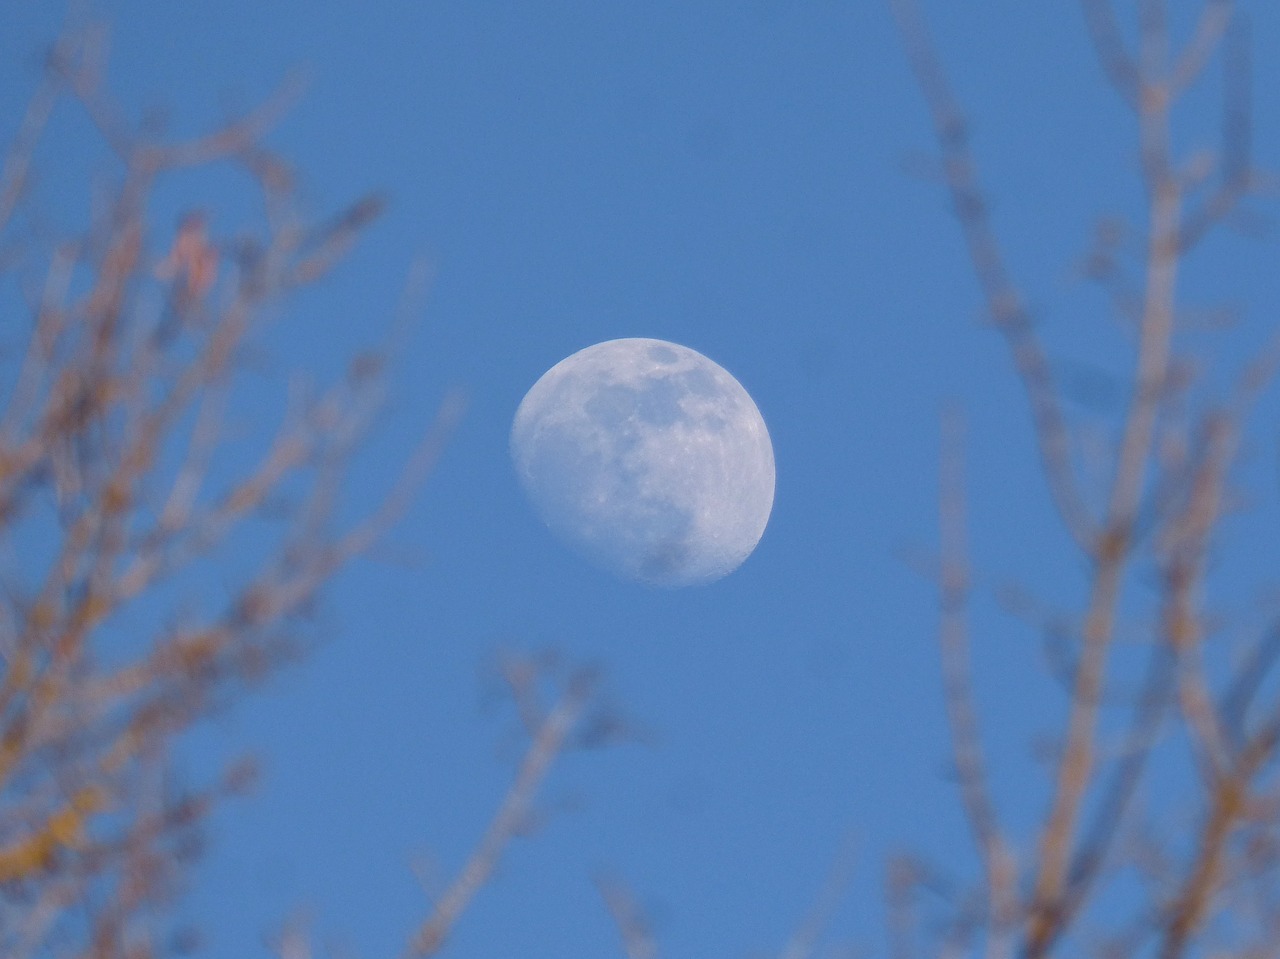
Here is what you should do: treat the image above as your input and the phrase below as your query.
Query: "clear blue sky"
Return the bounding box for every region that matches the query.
[4,2,1280,956]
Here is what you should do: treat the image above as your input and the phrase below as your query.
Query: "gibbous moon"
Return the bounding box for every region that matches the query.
[511,338,775,587]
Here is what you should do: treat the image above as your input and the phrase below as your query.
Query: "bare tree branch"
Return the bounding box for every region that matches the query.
[1080,0,1141,106]
[937,408,1016,958]
[893,1,1277,956]
[404,662,597,957]
[778,833,859,959]
[889,0,1096,551]
[597,875,659,959]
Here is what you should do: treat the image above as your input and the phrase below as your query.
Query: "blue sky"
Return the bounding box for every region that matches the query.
[4,1,1280,956]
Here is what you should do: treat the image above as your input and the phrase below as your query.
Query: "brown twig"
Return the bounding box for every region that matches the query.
[404,665,596,957]
[1024,1,1196,946]
[597,875,659,959]
[1157,713,1280,958]
[1080,0,1141,105]
[778,833,859,959]
[1169,0,1234,97]
[0,45,61,235]
[889,0,1096,551]
[937,408,1016,956]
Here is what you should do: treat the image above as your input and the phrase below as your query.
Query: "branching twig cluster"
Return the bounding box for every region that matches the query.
[891,1,1280,956]
[0,25,454,957]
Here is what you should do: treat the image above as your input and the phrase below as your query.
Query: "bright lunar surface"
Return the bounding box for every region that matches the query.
[511,338,775,587]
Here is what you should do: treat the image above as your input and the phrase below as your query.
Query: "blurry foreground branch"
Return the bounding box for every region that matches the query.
[0,25,456,957]
[893,0,1280,956]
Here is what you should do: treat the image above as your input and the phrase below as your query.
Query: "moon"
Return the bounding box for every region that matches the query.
[510,338,775,587]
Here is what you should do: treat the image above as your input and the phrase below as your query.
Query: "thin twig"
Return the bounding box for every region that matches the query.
[1025,5,1190,947]
[778,833,859,959]
[937,408,1016,956]
[597,875,659,959]
[1158,714,1279,958]
[0,51,61,234]
[889,0,1095,550]
[404,668,596,957]
[1169,0,1234,97]
[1080,0,1140,105]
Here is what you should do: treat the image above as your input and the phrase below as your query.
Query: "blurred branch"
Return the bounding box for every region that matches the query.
[937,409,1016,957]
[778,833,859,959]
[404,661,598,957]
[889,0,1095,550]
[893,1,1275,956]
[1176,11,1255,253]
[0,22,453,956]
[1169,0,1233,97]
[1080,0,1140,105]
[597,875,659,959]
[49,25,306,172]
[0,42,61,234]
[1158,713,1280,958]
[886,856,920,959]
